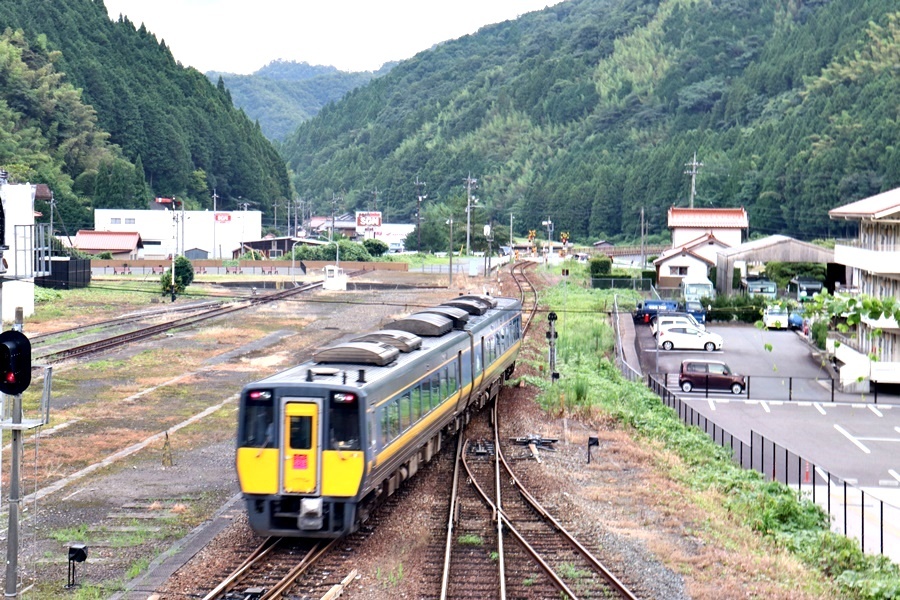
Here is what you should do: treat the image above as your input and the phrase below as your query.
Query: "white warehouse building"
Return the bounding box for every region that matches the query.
[94,207,262,259]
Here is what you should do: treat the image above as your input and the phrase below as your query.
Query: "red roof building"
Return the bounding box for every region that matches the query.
[73,231,143,260]
[668,207,748,248]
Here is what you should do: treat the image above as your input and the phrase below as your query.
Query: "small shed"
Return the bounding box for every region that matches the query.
[73,230,143,260]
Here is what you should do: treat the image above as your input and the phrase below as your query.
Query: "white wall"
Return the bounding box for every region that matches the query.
[95,209,262,259]
[0,183,36,321]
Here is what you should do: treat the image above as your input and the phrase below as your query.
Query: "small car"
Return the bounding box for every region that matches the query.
[651,313,706,336]
[657,326,723,351]
[763,306,790,329]
[788,308,804,330]
[678,360,745,394]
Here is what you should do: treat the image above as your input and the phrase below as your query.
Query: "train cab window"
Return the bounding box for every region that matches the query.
[241,401,275,448]
[329,402,360,451]
[289,416,312,450]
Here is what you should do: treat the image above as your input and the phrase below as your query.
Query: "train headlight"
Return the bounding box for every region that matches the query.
[332,392,356,404]
[248,390,272,401]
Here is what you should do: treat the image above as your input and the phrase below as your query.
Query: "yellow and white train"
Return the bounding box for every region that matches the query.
[236,294,523,537]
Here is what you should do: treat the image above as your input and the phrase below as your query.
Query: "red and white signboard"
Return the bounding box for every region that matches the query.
[356,211,382,228]
[215,213,231,223]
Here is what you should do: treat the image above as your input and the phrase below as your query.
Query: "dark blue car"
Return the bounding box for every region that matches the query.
[788,308,804,330]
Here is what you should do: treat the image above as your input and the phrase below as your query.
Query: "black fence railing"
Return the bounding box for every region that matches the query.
[644,373,898,561]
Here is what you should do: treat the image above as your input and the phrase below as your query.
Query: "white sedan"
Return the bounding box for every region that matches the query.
[657,326,723,351]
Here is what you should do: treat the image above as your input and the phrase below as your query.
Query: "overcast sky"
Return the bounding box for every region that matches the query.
[103,0,562,74]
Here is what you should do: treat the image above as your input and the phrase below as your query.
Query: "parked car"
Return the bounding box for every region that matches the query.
[650,313,706,336]
[678,359,745,394]
[762,305,790,329]
[788,307,804,330]
[657,326,723,351]
[681,300,708,324]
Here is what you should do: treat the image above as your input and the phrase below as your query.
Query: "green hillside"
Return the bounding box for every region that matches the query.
[280,0,900,249]
[208,60,388,141]
[0,0,291,231]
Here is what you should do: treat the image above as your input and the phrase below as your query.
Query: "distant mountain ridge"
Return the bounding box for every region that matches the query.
[279,0,900,247]
[208,60,394,140]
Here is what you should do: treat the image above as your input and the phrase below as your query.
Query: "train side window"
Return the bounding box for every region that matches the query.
[384,401,400,443]
[399,392,411,431]
[410,387,422,423]
[420,382,430,415]
[430,373,441,409]
[289,416,312,450]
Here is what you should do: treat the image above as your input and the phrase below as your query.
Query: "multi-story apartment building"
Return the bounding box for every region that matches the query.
[829,188,900,391]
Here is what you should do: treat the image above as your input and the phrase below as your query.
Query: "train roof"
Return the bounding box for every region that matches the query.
[250,296,521,392]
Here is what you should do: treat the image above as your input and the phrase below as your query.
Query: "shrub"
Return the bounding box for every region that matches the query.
[589,255,612,277]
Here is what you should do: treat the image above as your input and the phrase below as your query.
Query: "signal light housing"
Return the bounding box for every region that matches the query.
[0,330,31,395]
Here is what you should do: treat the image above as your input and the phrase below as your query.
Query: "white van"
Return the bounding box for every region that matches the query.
[679,276,716,303]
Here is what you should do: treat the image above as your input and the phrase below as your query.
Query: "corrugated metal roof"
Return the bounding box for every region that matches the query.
[829,187,900,220]
[668,207,749,229]
[74,230,143,252]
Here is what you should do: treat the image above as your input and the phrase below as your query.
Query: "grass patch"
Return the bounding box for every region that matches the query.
[457,533,484,546]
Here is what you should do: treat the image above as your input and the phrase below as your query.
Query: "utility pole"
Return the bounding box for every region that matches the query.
[372,187,379,212]
[330,193,342,243]
[212,189,219,259]
[640,207,645,267]
[685,152,703,209]
[415,177,426,253]
[509,213,514,246]
[463,174,478,256]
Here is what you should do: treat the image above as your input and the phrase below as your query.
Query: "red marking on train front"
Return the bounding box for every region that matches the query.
[293,455,308,470]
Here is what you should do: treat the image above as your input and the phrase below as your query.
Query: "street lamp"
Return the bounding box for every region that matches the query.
[464,174,477,255]
[483,224,493,276]
[541,219,553,263]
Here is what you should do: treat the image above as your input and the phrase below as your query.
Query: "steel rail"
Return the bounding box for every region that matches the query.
[439,433,465,600]
[200,537,283,600]
[494,403,639,600]
[37,280,325,363]
[259,539,338,600]
[460,438,579,600]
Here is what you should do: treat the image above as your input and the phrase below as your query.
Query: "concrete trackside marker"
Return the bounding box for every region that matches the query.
[834,424,871,454]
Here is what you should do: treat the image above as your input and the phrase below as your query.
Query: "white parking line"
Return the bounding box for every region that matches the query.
[868,405,884,417]
[707,399,716,411]
[834,424,871,454]
[759,401,771,413]
[890,469,900,484]
[813,403,827,415]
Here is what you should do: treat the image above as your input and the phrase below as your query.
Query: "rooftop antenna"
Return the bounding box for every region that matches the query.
[684,152,703,209]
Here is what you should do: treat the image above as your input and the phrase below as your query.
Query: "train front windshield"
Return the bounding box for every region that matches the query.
[329,392,361,451]
[241,390,276,448]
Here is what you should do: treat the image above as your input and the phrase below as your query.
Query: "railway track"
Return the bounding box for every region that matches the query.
[35,280,326,363]
[437,261,639,599]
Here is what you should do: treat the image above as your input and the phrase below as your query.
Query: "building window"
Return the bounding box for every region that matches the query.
[669,266,688,276]
[124,218,135,225]
[270,250,283,258]
[110,218,121,224]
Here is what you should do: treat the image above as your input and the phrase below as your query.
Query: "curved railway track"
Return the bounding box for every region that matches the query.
[438,260,639,600]
[192,261,639,600]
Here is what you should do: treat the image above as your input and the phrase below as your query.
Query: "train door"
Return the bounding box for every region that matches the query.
[281,399,321,495]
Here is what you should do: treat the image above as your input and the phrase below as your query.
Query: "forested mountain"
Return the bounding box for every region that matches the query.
[207,60,390,141]
[281,0,900,249]
[0,0,291,232]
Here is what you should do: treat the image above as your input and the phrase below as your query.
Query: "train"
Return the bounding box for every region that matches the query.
[235,294,523,537]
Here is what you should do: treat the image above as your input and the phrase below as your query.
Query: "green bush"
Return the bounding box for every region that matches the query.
[589,255,612,277]
[811,320,828,350]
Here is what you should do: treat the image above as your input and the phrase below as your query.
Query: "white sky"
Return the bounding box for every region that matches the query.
[103,0,562,74]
